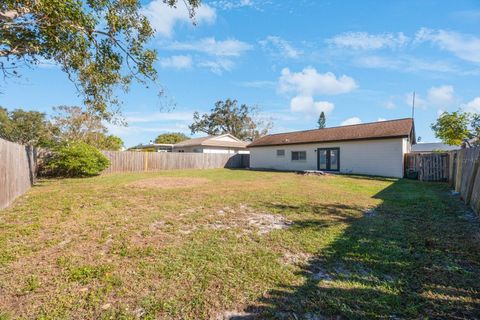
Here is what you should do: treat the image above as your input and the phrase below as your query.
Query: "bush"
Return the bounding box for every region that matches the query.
[43,141,110,177]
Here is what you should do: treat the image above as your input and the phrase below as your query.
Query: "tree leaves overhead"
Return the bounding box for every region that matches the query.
[0,0,200,119]
[189,99,272,141]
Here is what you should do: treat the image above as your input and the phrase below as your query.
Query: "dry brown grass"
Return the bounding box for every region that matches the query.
[0,169,479,319]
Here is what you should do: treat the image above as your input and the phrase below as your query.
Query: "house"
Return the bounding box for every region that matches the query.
[248,118,415,178]
[411,142,459,153]
[173,134,249,154]
[128,143,173,152]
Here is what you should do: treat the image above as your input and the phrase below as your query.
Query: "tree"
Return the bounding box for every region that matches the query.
[0,107,52,146]
[431,110,474,146]
[155,132,189,144]
[189,99,272,141]
[0,0,200,119]
[51,105,124,150]
[317,111,326,129]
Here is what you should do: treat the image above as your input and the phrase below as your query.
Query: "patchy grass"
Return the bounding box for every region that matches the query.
[0,169,479,319]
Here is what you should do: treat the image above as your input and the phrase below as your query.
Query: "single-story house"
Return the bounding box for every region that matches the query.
[248,118,415,178]
[411,142,459,153]
[128,143,173,152]
[173,134,249,154]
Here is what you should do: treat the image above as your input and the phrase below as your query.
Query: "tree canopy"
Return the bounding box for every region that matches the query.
[0,107,52,146]
[0,0,200,119]
[51,105,124,150]
[189,99,271,141]
[431,110,479,146]
[154,132,189,144]
[318,111,326,129]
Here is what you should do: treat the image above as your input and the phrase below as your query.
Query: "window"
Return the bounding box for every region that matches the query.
[276,149,285,157]
[291,151,306,161]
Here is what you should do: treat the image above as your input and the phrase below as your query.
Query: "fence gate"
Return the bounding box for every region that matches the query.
[405,153,449,182]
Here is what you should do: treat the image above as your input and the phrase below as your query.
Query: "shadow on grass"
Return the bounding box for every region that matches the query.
[231,179,480,319]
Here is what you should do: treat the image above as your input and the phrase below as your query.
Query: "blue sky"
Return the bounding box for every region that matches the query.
[1,0,480,147]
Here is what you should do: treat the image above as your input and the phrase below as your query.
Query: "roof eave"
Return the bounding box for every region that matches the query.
[248,135,410,148]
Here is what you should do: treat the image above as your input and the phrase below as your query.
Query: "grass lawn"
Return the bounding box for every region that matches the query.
[0,169,479,319]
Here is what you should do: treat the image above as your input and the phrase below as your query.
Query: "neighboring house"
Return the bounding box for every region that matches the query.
[248,118,415,178]
[411,142,459,153]
[173,134,249,154]
[128,143,173,152]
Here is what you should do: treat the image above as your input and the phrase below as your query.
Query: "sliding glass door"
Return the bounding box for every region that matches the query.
[317,148,340,171]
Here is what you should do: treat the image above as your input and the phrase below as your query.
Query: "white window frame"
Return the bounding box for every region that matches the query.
[276,149,285,157]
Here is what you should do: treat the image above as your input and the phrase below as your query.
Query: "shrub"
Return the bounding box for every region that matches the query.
[43,141,110,177]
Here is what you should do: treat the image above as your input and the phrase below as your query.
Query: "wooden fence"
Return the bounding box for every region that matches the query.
[406,147,480,215]
[0,138,36,210]
[448,147,480,214]
[101,151,249,174]
[405,153,449,182]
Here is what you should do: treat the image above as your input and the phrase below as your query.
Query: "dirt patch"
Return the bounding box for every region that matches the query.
[298,170,329,176]
[127,177,210,189]
[205,204,293,235]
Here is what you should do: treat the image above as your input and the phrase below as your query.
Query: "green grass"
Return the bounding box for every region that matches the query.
[0,169,479,319]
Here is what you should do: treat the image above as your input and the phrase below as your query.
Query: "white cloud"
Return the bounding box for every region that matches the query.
[159,55,193,69]
[405,92,427,109]
[405,85,455,110]
[198,59,234,74]
[142,1,216,37]
[427,85,455,106]
[341,117,362,126]
[279,67,358,96]
[415,28,480,63]
[464,97,480,112]
[106,123,189,136]
[237,80,276,88]
[384,101,396,109]
[210,0,256,10]
[168,37,252,57]
[290,96,334,115]
[377,118,387,122]
[355,55,459,74]
[327,32,409,50]
[125,111,193,123]
[259,36,302,58]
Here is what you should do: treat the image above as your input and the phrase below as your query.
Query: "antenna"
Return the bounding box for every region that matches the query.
[411,91,415,119]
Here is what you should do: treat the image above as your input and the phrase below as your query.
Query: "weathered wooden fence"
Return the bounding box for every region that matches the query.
[0,138,36,210]
[448,147,480,214]
[406,147,480,215]
[102,151,249,174]
[405,153,449,182]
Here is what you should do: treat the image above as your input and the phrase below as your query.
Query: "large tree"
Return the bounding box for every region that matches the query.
[51,105,123,150]
[431,110,478,146]
[0,0,200,119]
[0,107,52,146]
[155,132,189,144]
[189,99,272,141]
